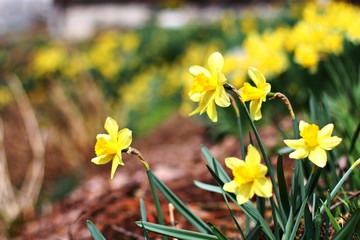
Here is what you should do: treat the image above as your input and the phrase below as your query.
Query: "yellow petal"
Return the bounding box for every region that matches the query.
[245,144,261,165]
[96,133,111,140]
[284,139,306,149]
[110,152,125,179]
[105,117,119,141]
[235,182,254,205]
[189,92,202,102]
[223,180,238,193]
[318,123,334,139]
[208,52,224,76]
[117,128,132,149]
[206,100,217,122]
[91,154,113,165]
[250,100,262,121]
[95,137,117,155]
[319,136,342,150]
[253,177,272,198]
[189,66,211,78]
[308,147,327,168]
[225,157,244,170]
[214,86,230,107]
[289,147,309,159]
[299,120,309,134]
[248,67,266,87]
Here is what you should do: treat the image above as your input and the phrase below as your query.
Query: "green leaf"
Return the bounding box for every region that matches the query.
[201,145,231,183]
[244,225,262,240]
[86,220,106,240]
[194,180,222,193]
[333,209,360,240]
[207,222,230,240]
[323,204,341,232]
[277,155,290,217]
[222,192,245,239]
[349,121,360,155]
[304,203,315,240]
[139,199,151,240]
[140,198,147,221]
[136,221,218,240]
[151,172,212,234]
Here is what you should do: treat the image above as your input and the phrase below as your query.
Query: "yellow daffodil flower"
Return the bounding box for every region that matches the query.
[91,117,132,179]
[223,144,272,205]
[284,120,342,168]
[188,52,230,122]
[240,67,271,121]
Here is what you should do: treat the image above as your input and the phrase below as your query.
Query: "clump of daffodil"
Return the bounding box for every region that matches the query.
[284,120,342,168]
[223,144,272,205]
[240,67,271,121]
[188,52,231,122]
[91,117,132,179]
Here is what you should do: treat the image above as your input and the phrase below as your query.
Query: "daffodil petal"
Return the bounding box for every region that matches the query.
[319,136,342,150]
[250,100,262,121]
[289,147,309,159]
[189,92,202,102]
[308,147,327,168]
[284,139,306,149]
[215,86,230,107]
[105,117,119,141]
[223,180,238,193]
[245,144,261,165]
[248,67,266,87]
[318,123,334,140]
[199,91,214,114]
[235,182,254,205]
[110,157,120,179]
[206,100,217,122]
[253,178,272,198]
[208,52,224,76]
[91,154,113,165]
[96,133,110,140]
[189,66,211,78]
[299,120,309,134]
[117,128,132,149]
[225,157,244,170]
[263,82,271,98]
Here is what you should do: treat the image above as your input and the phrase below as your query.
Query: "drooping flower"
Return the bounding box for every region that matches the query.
[240,67,271,121]
[284,120,342,168]
[91,117,132,179]
[223,144,272,205]
[188,52,231,122]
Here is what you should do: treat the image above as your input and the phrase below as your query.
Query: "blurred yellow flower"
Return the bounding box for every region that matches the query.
[188,52,230,122]
[91,117,132,179]
[294,44,319,70]
[223,144,272,205]
[32,45,67,77]
[240,67,271,121]
[284,120,342,168]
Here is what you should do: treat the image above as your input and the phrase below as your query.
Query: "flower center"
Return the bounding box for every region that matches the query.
[191,74,216,94]
[241,82,265,101]
[301,124,319,148]
[233,165,255,185]
[95,137,118,156]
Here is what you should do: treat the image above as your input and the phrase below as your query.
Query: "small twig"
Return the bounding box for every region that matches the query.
[169,203,178,240]
[111,224,145,240]
[330,190,360,211]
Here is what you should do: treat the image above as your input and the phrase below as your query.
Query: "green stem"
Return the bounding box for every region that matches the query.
[229,94,245,159]
[146,170,167,240]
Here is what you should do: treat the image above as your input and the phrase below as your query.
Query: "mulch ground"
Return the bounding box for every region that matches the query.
[11,114,290,240]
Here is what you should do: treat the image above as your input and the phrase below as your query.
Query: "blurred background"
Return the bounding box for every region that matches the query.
[1,0,359,238]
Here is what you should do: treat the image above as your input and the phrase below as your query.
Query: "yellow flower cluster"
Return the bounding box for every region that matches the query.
[286,2,359,70]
